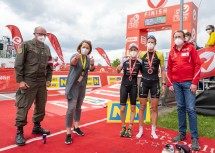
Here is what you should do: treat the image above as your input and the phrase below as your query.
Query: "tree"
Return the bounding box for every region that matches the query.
[112,58,120,67]
[97,63,102,66]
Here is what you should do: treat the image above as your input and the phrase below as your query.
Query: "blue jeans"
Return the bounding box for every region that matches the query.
[173,81,198,138]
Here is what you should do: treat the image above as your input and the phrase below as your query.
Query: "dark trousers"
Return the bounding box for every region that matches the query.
[15,80,47,127]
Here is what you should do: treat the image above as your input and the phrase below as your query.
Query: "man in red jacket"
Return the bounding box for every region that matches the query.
[167,30,201,151]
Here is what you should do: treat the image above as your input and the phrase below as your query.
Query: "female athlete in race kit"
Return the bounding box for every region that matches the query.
[136,35,166,139]
[117,43,142,138]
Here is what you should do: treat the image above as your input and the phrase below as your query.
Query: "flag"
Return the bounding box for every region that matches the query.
[6,25,23,52]
[95,48,111,66]
[47,33,64,63]
[198,46,215,79]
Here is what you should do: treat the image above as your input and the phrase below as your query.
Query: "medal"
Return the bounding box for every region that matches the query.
[147,51,155,74]
[129,58,137,81]
[148,68,153,74]
[129,76,132,81]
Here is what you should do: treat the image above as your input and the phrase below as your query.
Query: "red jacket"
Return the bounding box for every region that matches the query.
[167,42,201,86]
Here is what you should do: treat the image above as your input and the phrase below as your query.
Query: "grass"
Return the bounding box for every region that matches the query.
[157,109,215,139]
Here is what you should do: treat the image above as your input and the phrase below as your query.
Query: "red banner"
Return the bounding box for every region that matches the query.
[6,25,23,52]
[198,46,215,79]
[47,33,64,63]
[147,0,167,9]
[95,48,111,66]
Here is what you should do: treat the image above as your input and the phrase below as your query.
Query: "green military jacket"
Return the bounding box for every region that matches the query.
[15,38,53,82]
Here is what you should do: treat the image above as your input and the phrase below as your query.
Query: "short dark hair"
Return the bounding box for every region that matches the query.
[185,32,191,36]
[77,40,92,55]
[207,25,215,32]
[173,30,185,38]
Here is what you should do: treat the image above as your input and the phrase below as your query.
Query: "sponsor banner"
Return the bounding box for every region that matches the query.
[87,75,101,87]
[126,37,138,42]
[0,70,122,93]
[107,76,122,84]
[49,75,101,90]
[107,101,150,123]
[84,96,110,105]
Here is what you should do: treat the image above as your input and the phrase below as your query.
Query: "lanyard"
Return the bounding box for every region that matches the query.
[147,51,155,69]
[129,58,137,81]
[80,55,86,76]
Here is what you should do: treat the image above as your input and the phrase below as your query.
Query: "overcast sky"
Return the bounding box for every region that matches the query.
[0,0,214,65]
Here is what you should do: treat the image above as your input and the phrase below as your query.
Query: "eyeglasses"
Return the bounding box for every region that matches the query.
[35,33,47,36]
[148,35,155,39]
[206,28,211,31]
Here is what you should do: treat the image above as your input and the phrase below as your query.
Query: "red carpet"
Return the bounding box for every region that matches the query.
[0,97,215,153]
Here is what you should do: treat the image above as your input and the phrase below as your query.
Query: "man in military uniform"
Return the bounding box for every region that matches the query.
[14,26,53,146]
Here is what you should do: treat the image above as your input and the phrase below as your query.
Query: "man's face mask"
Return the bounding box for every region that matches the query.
[174,38,184,46]
[147,43,155,50]
[37,35,46,43]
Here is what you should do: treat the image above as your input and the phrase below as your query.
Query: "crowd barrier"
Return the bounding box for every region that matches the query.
[0,68,122,93]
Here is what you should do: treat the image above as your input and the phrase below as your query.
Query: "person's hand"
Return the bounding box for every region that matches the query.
[117,65,123,71]
[19,81,29,90]
[169,86,174,92]
[90,56,95,65]
[46,81,51,87]
[75,53,81,60]
[190,84,197,94]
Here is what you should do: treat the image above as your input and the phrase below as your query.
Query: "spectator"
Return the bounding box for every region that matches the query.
[1,63,6,68]
[185,32,201,50]
[53,56,61,71]
[205,25,215,47]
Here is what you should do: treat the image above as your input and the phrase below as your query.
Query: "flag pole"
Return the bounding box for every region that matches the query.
[180,0,184,30]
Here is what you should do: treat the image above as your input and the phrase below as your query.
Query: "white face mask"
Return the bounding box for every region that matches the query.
[207,30,212,34]
[37,35,46,43]
[130,51,137,57]
[81,48,89,55]
[174,38,184,46]
[147,43,154,50]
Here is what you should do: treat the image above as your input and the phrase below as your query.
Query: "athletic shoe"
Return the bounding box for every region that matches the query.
[125,127,132,138]
[73,127,84,136]
[192,138,200,151]
[172,133,186,142]
[120,126,126,137]
[65,134,72,144]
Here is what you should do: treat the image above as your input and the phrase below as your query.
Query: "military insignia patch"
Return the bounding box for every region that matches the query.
[18,48,23,54]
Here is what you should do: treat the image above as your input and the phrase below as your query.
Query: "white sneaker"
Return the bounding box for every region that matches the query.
[151,132,158,139]
[136,131,143,138]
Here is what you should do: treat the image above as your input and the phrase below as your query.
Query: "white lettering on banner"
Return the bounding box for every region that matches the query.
[141,36,147,45]
[192,28,196,40]
[93,90,120,97]
[193,9,197,21]
[12,36,22,45]
[128,14,139,29]
[173,4,189,22]
[48,101,87,109]
[144,8,167,17]
[126,37,138,42]
[0,76,10,80]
